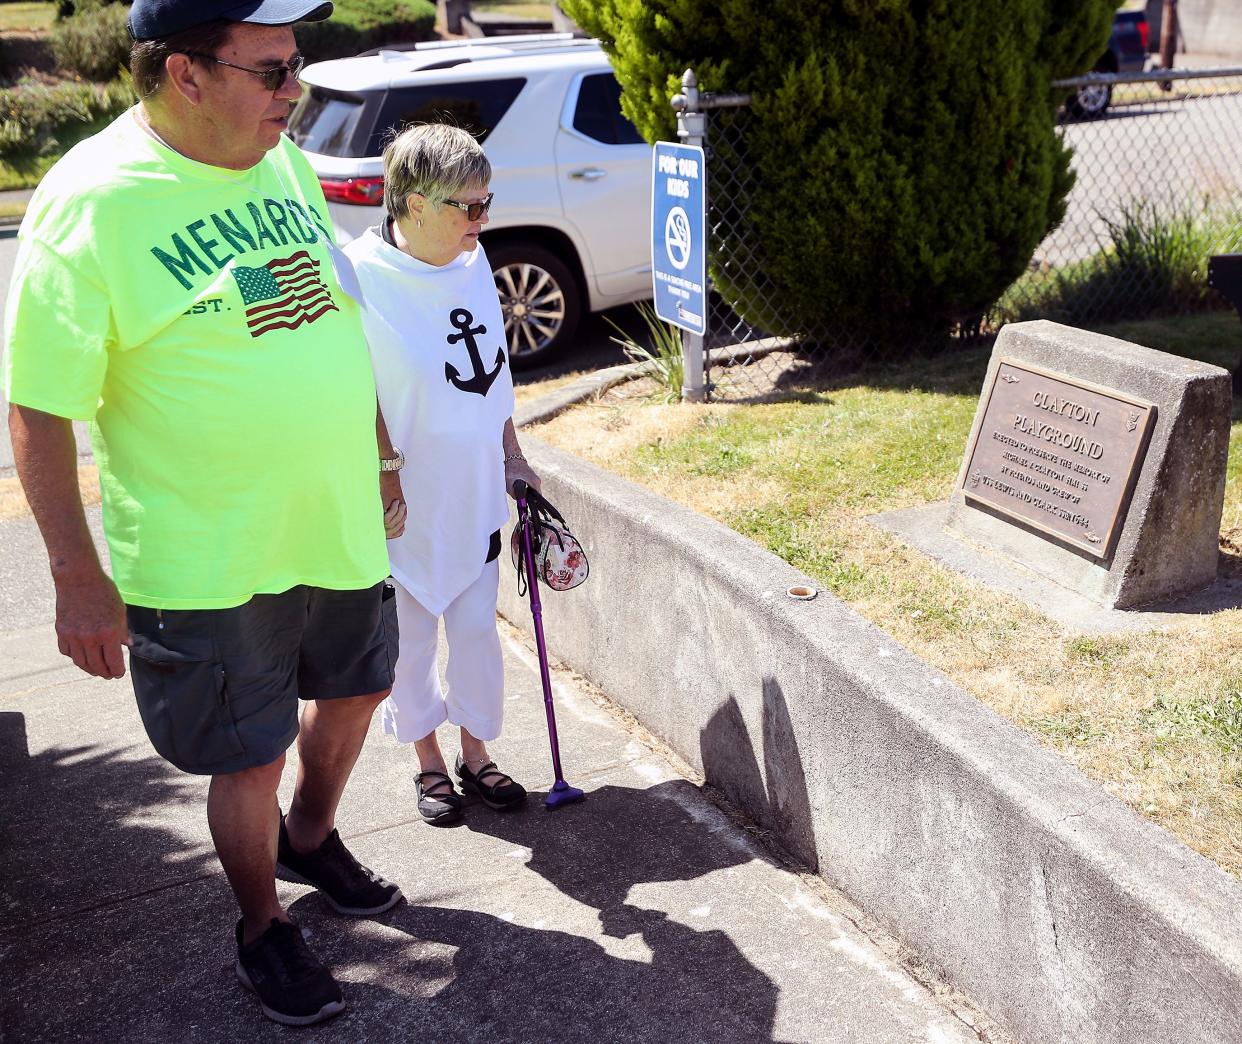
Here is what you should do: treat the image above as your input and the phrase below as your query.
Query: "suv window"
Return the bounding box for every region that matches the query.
[288,86,370,157]
[572,73,644,146]
[365,78,527,156]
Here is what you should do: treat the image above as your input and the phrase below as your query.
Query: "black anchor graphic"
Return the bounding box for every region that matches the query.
[445,307,505,397]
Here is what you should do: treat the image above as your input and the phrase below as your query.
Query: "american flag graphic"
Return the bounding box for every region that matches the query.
[231,250,339,338]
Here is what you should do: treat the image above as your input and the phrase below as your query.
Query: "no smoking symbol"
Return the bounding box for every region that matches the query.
[664,206,692,271]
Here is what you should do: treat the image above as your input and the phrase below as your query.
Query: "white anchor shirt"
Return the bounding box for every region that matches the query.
[345,228,515,615]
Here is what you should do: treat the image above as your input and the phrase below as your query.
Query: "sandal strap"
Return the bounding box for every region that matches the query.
[471,762,514,787]
[415,770,456,795]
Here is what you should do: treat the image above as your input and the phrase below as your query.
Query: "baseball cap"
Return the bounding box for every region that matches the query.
[128,1,334,41]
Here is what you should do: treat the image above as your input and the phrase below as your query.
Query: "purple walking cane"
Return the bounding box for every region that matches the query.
[513,480,585,809]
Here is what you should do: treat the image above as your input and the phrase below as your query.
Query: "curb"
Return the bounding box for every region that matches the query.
[508,404,1242,1043]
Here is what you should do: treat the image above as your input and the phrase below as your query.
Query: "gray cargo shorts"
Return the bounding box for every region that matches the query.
[126,582,398,776]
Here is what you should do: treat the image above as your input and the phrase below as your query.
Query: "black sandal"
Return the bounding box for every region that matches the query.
[454,754,526,811]
[414,770,463,825]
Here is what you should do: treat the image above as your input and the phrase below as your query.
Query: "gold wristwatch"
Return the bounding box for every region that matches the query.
[380,448,405,472]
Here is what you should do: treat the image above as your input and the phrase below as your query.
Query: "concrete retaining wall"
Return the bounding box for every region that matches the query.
[500,439,1242,1044]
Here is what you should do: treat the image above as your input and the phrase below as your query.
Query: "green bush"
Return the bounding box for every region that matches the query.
[56,0,124,20]
[995,197,1236,326]
[0,74,134,158]
[563,0,1120,351]
[51,2,130,81]
[296,0,436,62]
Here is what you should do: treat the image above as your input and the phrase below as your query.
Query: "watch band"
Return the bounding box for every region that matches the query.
[380,447,405,472]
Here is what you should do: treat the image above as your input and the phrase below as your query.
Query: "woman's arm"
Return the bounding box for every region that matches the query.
[502,417,541,497]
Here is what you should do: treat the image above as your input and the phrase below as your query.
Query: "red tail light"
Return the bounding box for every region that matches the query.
[319,176,385,206]
[1139,19,1150,51]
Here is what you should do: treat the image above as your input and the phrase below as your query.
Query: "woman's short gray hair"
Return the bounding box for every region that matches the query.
[383,124,492,222]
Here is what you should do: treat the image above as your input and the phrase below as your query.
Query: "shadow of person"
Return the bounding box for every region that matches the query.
[0,710,228,1040]
[699,682,817,871]
[369,778,790,1043]
[299,896,793,1044]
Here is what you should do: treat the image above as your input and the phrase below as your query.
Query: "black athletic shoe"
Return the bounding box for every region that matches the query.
[276,818,403,916]
[234,918,345,1027]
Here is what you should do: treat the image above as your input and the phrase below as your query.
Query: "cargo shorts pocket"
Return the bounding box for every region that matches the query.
[129,632,243,774]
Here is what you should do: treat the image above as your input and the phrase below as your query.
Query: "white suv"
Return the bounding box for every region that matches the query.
[289,35,653,368]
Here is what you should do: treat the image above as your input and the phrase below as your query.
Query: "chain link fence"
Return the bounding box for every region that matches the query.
[678,68,1242,401]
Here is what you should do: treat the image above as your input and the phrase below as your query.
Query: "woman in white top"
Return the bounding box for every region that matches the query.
[345,124,541,824]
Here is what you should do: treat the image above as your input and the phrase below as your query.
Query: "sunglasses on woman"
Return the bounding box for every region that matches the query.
[441,193,494,221]
[182,51,306,93]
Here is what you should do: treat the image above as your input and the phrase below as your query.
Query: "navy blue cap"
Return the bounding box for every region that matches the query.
[128,0,333,41]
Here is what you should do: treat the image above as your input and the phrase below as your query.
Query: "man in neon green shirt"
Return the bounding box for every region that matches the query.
[4,0,408,1026]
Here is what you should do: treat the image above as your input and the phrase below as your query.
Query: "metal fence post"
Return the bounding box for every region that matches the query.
[672,69,708,403]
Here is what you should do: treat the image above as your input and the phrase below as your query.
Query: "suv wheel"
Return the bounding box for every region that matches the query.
[490,243,582,370]
[1067,58,1113,119]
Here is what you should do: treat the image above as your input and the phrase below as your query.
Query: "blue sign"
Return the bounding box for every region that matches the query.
[651,141,707,336]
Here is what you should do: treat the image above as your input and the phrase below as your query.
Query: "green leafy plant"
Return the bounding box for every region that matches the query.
[607,301,685,402]
[996,197,1235,326]
[562,0,1119,352]
[50,2,130,81]
[0,73,133,158]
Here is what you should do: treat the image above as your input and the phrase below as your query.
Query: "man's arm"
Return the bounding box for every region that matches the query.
[10,403,128,679]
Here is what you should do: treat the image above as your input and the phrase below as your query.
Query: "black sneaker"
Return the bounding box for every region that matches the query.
[276,818,403,916]
[234,918,345,1027]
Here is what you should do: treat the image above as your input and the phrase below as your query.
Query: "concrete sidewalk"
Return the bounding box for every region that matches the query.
[0,509,994,1042]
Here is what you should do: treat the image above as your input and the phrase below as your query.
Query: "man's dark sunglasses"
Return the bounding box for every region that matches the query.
[182,52,305,92]
[441,193,494,221]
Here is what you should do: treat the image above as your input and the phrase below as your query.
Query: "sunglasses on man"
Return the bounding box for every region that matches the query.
[182,51,306,93]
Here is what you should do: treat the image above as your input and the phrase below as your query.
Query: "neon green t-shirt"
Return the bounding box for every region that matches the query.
[3,110,389,609]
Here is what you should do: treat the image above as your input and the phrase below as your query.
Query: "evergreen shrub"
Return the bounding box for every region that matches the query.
[51,2,130,81]
[296,0,436,62]
[562,0,1121,350]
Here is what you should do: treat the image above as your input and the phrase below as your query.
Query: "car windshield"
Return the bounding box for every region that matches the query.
[288,86,369,157]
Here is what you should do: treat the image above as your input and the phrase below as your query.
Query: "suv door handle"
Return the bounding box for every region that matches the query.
[569,168,607,181]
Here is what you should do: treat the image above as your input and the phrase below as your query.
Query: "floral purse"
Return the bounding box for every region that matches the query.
[510,486,590,593]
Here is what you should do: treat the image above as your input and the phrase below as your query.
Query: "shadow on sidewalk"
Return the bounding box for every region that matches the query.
[421,778,794,1043]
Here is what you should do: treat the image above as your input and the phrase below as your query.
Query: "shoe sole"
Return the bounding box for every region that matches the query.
[418,803,463,825]
[274,864,405,916]
[458,778,526,812]
[235,962,346,1026]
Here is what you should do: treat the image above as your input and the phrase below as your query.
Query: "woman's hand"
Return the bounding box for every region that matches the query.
[505,456,542,499]
[381,470,407,539]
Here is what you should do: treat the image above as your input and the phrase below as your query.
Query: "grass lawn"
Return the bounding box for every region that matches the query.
[527,310,1242,878]
[0,2,54,33]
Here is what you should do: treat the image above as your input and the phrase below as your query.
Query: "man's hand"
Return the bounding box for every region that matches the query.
[381,470,406,539]
[10,403,126,680]
[505,458,542,498]
[53,569,129,679]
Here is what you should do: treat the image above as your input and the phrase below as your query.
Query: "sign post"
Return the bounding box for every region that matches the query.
[651,139,707,399]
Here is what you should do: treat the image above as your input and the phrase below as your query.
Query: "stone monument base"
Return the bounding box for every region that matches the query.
[872,501,1242,634]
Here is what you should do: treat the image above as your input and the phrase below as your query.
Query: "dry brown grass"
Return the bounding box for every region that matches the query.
[0,466,101,521]
[529,382,1242,878]
[514,370,593,406]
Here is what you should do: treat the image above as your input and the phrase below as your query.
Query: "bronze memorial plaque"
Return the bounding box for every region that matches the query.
[960,359,1155,558]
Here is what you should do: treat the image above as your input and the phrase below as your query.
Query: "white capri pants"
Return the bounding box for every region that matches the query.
[381,561,505,743]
